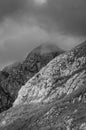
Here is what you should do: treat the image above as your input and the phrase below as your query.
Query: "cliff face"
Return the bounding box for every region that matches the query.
[0,44,63,113]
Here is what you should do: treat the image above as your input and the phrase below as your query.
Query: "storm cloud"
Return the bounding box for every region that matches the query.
[0,0,86,69]
[0,0,86,35]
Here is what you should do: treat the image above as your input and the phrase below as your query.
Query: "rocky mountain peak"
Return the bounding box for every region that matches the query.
[0,41,86,130]
[13,41,86,107]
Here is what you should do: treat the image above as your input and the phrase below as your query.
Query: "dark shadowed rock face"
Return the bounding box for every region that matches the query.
[0,44,64,113]
[0,41,86,130]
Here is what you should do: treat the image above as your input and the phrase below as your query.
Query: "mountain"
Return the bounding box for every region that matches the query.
[13,41,86,106]
[0,41,86,129]
[0,43,64,113]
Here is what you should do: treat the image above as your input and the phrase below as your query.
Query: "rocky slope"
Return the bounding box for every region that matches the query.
[13,41,86,106]
[0,44,63,113]
[0,41,86,129]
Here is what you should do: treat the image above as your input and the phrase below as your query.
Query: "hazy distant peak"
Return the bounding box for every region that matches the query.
[38,43,63,54]
[25,43,64,61]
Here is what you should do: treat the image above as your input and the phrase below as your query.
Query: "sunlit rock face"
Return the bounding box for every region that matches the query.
[0,43,63,113]
[14,41,86,107]
[0,41,86,130]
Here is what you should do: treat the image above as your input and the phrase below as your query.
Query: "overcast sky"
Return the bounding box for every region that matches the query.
[0,0,86,69]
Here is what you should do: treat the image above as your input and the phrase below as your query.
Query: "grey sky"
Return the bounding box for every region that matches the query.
[0,0,86,69]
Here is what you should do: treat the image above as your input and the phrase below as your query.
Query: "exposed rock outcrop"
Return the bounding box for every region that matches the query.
[14,41,86,106]
[0,44,63,113]
[0,41,86,129]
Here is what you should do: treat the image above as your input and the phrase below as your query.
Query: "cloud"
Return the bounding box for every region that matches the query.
[29,0,86,36]
[0,0,86,36]
[0,0,86,69]
[0,18,51,66]
[0,18,85,64]
[0,0,23,20]
[34,0,47,5]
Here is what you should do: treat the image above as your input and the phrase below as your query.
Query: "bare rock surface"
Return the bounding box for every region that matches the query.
[0,41,86,129]
[14,41,86,106]
[0,44,63,113]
